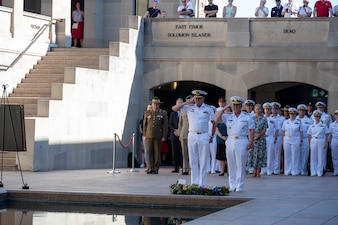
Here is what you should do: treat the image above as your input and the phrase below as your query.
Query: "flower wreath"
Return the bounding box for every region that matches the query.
[170,181,230,196]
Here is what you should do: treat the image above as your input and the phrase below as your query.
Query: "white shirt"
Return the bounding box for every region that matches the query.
[265,115,278,137]
[221,112,255,137]
[296,115,313,139]
[298,6,312,17]
[272,114,284,137]
[283,3,298,17]
[329,121,338,138]
[178,4,194,18]
[181,103,215,132]
[282,118,303,138]
[307,122,329,139]
[311,112,332,128]
[255,6,269,18]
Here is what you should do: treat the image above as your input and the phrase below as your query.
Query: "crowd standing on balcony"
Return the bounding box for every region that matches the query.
[142,0,338,18]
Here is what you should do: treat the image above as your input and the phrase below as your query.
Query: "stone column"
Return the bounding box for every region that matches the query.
[11,0,25,38]
[327,91,338,116]
[83,0,104,47]
[43,0,72,47]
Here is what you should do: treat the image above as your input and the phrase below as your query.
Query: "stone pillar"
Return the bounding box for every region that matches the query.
[327,91,338,116]
[11,0,25,38]
[44,0,72,47]
[83,0,104,47]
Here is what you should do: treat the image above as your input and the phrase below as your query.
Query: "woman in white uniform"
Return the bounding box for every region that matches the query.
[329,110,338,176]
[307,110,330,176]
[282,107,303,176]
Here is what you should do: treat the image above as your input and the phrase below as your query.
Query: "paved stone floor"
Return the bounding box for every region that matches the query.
[1,166,338,225]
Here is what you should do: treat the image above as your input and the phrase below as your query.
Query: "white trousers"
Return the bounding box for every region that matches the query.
[331,139,338,174]
[273,136,283,174]
[188,132,210,187]
[266,135,275,175]
[283,137,301,176]
[208,138,217,173]
[226,137,248,191]
[310,138,325,176]
[299,138,309,175]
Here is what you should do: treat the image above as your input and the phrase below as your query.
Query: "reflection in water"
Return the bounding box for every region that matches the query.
[0,207,204,225]
[0,201,223,225]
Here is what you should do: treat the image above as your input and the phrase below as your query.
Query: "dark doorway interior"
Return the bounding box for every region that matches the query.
[152,81,225,166]
[71,0,84,47]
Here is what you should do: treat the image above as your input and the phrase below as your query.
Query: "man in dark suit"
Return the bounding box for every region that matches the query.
[143,97,168,174]
[169,98,183,173]
[271,0,284,17]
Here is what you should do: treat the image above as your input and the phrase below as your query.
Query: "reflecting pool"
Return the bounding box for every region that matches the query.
[0,202,222,225]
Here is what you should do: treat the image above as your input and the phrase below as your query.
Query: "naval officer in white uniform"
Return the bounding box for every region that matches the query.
[172,90,216,187]
[215,96,254,192]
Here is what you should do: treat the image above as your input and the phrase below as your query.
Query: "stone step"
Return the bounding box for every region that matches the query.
[5,97,41,104]
[13,87,51,94]
[28,68,65,74]
[0,152,17,171]
[23,104,38,116]
[17,83,51,88]
[24,73,64,79]
[34,63,99,69]
[9,92,51,97]
[21,77,64,83]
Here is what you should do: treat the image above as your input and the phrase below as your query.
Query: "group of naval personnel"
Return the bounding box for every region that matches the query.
[141,89,338,192]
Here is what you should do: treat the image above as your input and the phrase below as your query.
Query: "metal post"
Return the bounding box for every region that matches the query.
[108,133,120,174]
[129,133,139,172]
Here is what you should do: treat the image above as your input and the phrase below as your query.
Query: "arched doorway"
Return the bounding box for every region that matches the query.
[149,81,225,165]
[249,82,328,109]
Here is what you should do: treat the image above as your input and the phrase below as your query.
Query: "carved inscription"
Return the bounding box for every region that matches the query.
[168,24,211,38]
[283,29,296,34]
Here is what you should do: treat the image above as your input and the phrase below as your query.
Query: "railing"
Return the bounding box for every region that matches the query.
[0,19,60,71]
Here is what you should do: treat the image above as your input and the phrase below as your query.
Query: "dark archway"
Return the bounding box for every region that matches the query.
[153,80,225,114]
[250,82,328,108]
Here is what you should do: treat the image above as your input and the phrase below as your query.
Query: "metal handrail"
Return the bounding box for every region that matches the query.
[0,19,57,72]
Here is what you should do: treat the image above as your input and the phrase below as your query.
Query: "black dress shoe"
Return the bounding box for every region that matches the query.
[219,173,225,176]
[147,170,154,174]
[171,170,179,173]
[153,170,158,174]
[182,172,189,175]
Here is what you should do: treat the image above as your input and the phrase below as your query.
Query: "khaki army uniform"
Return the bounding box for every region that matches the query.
[143,108,168,173]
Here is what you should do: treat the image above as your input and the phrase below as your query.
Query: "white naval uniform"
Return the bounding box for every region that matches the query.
[273,114,284,174]
[307,122,329,176]
[208,120,218,173]
[181,103,215,187]
[311,112,333,169]
[221,112,254,192]
[329,121,338,175]
[265,115,278,175]
[282,118,303,176]
[296,115,313,175]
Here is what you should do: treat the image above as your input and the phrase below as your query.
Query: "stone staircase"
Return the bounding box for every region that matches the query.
[7,48,109,117]
[2,48,109,170]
